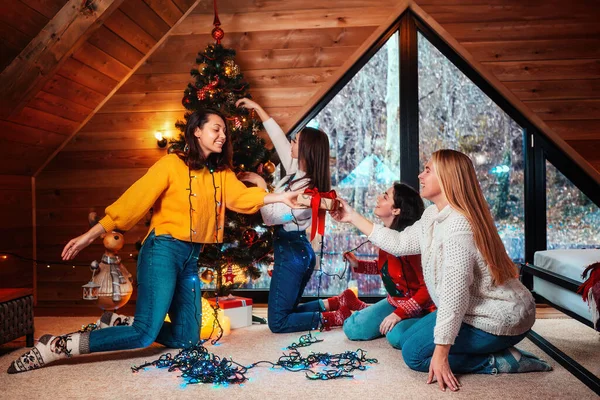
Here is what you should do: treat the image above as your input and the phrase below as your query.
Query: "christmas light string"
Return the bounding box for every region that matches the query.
[131,334,378,384]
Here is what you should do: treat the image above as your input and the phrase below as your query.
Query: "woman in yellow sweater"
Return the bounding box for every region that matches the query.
[8,109,300,374]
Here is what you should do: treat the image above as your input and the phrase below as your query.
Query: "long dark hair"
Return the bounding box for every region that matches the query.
[389,182,425,232]
[176,109,232,171]
[294,127,331,192]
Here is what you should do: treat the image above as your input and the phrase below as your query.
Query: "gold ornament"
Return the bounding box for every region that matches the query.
[263,161,276,174]
[200,268,214,284]
[198,63,208,74]
[223,59,240,77]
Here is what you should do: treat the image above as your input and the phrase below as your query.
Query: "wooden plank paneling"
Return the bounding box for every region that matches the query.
[38,224,149,246]
[174,7,396,35]
[8,107,79,135]
[0,140,55,175]
[153,27,375,60]
[120,0,171,41]
[37,187,132,208]
[193,0,399,14]
[463,39,600,62]
[505,80,600,101]
[88,25,145,69]
[441,19,600,42]
[63,130,163,152]
[21,0,68,20]
[57,57,119,96]
[121,68,336,93]
[420,4,592,24]
[144,0,183,26]
[0,175,32,288]
[482,59,600,81]
[0,1,48,37]
[567,140,600,164]
[547,120,600,141]
[29,91,95,123]
[0,0,125,119]
[37,168,150,189]
[102,87,316,114]
[0,120,66,148]
[103,9,158,54]
[42,74,106,109]
[81,111,187,132]
[139,46,358,74]
[72,42,131,82]
[47,149,164,171]
[525,99,600,121]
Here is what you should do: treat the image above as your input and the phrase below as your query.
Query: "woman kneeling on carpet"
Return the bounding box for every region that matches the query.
[236,98,359,332]
[331,149,551,391]
[8,109,300,374]
[342,182,436,342]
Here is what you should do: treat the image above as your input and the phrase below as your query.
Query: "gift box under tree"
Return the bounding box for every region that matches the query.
[207,296,253,329]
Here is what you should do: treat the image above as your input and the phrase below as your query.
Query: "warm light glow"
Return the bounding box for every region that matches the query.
[1,255,7,259]
[154,131,164,141]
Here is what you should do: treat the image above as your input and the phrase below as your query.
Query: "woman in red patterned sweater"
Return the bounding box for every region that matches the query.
[341,183,436,344]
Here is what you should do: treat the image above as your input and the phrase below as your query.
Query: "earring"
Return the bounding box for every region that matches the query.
[184,144,189,152]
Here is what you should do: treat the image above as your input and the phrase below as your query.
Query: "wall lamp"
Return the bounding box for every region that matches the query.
[155,131,168,148]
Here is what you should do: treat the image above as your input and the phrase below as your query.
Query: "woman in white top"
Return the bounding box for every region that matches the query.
[237,98,348,332]
[331,149,551,391]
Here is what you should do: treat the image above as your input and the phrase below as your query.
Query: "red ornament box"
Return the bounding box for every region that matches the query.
[207,296,253,329]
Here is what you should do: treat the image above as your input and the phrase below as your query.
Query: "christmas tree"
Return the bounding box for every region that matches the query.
[171,24,277,296]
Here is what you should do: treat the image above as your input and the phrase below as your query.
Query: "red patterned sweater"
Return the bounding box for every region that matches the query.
[355,250,436,319]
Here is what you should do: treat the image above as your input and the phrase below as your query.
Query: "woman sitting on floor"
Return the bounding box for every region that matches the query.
[342,182,436,342]
[331,149,551,392]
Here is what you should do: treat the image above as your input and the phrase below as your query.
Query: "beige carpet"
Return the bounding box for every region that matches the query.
[0,317,597,400]
[532,319,600,376]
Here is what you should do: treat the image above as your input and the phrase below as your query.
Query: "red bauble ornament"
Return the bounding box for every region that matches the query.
[212,26,225,43]
[267,269,273,277]
[242,229,258,246]
[182,96,191,106]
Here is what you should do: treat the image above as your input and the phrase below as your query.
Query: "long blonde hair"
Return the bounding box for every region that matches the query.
[432,149,517,285]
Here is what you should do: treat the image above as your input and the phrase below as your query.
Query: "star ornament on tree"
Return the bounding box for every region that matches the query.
[224,265,235,283]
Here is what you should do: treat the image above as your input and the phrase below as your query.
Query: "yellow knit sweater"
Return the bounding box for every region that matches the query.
[98,154,266,243]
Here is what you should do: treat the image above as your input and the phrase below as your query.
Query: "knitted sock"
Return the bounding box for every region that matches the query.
[321,306,351,331]
[96,311,135,329]
[493,347,552,373]
[327,289,368,311]
[7,332,90,374]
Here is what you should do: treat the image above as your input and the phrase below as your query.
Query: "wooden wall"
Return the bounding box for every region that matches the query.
[415,0,600,172]
[21,0,600,305]
[35,0,397,305]
[0,175,33,288]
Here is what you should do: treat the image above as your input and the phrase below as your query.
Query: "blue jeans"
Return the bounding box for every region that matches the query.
[343,298,421,343]
[395,311,528,374]
[268,227,320,333]
[90,231,202,352]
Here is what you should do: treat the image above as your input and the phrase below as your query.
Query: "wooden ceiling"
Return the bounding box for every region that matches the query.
[0,0,599,178]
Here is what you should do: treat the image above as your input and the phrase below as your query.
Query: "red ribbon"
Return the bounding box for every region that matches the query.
[303,188,337,242]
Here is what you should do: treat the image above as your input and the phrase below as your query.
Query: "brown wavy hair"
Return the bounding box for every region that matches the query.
[293,127,331,192]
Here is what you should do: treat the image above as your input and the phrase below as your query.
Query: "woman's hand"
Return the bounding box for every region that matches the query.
[329,198,355,223]
[235,98,270,122]
[237,171,267,189]
[264,190,304,209]
[428,345,460,392]
[343,252,359,270]
[379,313,401,335]
[61,223,106,260]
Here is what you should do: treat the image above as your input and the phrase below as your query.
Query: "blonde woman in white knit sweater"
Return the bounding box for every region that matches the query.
[331,149,550,392]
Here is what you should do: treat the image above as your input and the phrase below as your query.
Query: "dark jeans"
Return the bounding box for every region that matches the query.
[89,230,202,352]
[394,311,528,374]
[268,227,320,333]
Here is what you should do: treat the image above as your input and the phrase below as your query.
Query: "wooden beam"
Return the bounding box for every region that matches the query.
[0,0,126,119]
[409,1,600,185]
[35,0,204,177]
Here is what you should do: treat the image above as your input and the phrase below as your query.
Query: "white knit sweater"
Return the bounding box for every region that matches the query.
[368,204,535,345]
[259,118,312,231]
